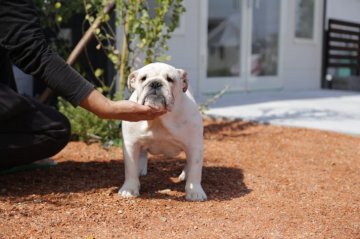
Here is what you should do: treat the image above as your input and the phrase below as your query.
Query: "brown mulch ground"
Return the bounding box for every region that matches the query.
[0,119,359,238]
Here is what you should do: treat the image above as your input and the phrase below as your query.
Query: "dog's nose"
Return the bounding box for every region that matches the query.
[149,81,163,89]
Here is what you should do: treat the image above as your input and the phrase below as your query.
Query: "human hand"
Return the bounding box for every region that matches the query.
[79,89,167,121]
[107,100,167,121]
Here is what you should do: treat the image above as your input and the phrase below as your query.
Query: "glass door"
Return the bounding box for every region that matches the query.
[200,0,283,93]
[247,0,283,90]
[200,0,246,93]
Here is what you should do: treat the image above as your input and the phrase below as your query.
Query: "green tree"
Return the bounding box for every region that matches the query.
[43,0,185,144]
[86,0,185,99]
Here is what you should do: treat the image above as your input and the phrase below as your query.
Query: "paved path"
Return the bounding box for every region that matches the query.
[204,90,360,136]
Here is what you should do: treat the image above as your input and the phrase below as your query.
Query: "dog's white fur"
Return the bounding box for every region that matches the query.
[119,62,207,201]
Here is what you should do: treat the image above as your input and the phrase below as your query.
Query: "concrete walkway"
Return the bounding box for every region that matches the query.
[204,90,360,136]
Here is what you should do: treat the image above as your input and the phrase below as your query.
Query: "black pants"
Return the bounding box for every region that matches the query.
[0,50,71,170]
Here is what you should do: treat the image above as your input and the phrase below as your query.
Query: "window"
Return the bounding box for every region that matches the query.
[251,0,280,76]
[207,0,241,77]
[295,0,315,40]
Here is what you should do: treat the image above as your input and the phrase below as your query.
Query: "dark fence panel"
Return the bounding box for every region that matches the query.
[323,18,360,91]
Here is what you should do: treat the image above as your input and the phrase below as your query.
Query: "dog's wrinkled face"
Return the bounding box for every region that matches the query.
[127,63,188,111]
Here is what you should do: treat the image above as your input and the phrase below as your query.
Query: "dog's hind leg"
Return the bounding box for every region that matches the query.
[178,164,187,181]
[139,150,148,176]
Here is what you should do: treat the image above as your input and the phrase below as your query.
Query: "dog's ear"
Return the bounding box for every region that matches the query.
[177,69,188,93]
[127,70,138,93]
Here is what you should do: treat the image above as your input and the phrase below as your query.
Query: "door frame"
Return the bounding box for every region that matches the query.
[199,0,287,93]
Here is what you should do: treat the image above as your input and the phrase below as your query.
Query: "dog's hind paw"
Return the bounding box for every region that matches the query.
[139,167,147,176]
[178,169,186,181]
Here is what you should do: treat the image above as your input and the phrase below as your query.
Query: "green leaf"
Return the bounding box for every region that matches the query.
[54,2,62,9]
[56,15,63,23]
[94,68,104,78]
[103,14,110,22]
[85,3,92,10]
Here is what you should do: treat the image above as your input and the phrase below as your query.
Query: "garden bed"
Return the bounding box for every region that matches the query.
[0,119,359,238]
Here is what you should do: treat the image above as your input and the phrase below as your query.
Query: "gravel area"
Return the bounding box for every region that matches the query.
[0,119,359,238]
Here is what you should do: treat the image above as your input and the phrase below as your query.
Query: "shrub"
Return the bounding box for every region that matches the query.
[58,97,121,146]
[36,0,185,145]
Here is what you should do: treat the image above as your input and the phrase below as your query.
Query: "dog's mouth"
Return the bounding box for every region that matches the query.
[142,92,167,110]
[138,83,175,111]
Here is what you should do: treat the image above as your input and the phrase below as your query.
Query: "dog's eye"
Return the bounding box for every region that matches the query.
[140,76,147,82]
[166,76,174,83]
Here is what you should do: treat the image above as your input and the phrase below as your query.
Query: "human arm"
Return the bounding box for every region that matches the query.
[0,0,95,106]
[0,0,165,121]
[79,89,166,121]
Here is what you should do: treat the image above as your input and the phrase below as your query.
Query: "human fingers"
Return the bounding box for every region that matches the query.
[140,106,167,120]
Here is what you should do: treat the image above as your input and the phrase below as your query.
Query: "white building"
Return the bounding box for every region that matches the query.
[13,0,360,100]
[165,0,360,98]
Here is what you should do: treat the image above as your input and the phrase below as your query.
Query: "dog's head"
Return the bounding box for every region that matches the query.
[127,62,188,111]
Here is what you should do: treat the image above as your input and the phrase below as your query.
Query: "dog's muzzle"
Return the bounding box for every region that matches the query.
[141,80,168,109]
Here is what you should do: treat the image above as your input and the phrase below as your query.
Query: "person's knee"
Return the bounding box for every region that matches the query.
[54,112,71,150]
[42,110,71,158]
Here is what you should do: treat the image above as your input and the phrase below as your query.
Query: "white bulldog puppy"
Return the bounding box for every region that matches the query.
[119,62,207,201]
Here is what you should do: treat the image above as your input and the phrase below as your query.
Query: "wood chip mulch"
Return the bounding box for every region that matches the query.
[0,119,359,238]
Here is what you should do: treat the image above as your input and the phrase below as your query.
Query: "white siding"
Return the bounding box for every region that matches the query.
[119,0,360,95]
[167,0,326,95]
[326,0,360,24]
[167,0,202,97]
[166,0,359,94]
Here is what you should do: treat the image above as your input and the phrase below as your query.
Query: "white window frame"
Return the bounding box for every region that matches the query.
[293,0,320,44]
[199,0,286,93]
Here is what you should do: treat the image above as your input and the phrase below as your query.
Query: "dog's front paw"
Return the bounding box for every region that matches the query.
[118,180,140,198]
[185,183,207,201]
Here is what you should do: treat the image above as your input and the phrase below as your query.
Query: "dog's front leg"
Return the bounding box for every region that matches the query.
[185,145,207,201]
[118,143,141,197]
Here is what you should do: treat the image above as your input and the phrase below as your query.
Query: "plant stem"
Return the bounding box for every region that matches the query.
[118,21,128,100]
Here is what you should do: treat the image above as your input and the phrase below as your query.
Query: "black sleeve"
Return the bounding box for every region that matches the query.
[0,0,94,106]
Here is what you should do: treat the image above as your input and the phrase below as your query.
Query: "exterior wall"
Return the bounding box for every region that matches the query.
[167,0,326,96]
[166,0,202,97]
[281,0,324,90]
[326,0,360,24]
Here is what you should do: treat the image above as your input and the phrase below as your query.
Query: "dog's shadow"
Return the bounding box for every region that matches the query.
[0,157,251,201]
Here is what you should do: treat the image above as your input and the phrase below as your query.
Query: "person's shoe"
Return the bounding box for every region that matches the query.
[33,158,57,166]
[0,158,57,174]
